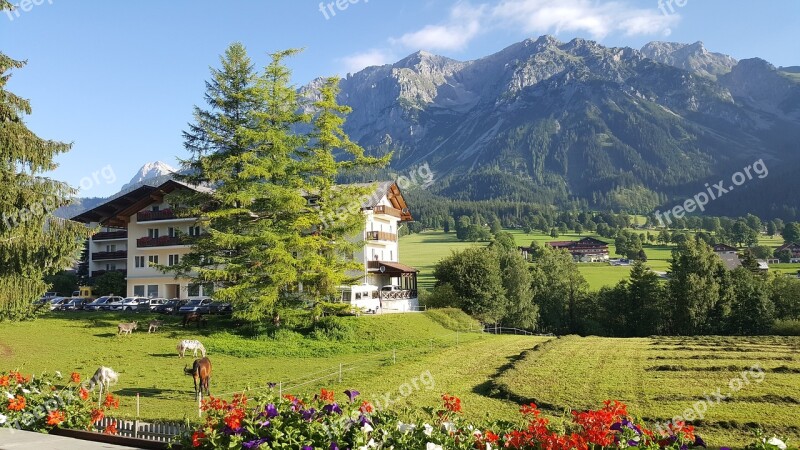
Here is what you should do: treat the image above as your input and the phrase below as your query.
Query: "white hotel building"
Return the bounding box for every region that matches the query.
[72,178,419,311]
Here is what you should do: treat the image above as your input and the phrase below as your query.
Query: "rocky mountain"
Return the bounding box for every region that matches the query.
[121,161,176,191]
[312,36,800,217]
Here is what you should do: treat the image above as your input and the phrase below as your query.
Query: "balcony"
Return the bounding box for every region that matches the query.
[380,289,418,300]
[93,230,128,241]
[137,209,179,222]
[373,205,402,218]
[137,236,184,248]
[366,231,397,242]
[91,269,127,278]
[92,251,127,261]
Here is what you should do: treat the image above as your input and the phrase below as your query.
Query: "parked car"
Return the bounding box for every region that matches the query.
[60,297,89,311]
[48,297,70,311]
[115,297,148,311]
[154,299,188,315]
[84,296,123,311]
[137,297,167,311]
[178,298,213,314]
[209,301,233,315]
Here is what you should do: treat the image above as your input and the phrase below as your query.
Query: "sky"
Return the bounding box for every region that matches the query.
[2,0,799,198]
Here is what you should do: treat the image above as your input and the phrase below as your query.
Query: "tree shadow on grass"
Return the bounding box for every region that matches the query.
[93,333,117,338]
[115,387,186,398]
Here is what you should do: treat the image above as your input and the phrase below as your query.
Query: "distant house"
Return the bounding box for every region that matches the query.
[547,237,609,262]
[713,244,742,270]
[775,242,800,263]
[712,243,738,254]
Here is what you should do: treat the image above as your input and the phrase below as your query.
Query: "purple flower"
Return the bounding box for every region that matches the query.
[323,403,343,415]
[301,407,317,421]
[243,438,270,449]
[302,446,313,450]
[260,403,279,419]
[694,436,707,448]
[268,382,277,389]
[627,440,640,447]
[259,420,271,428]
[611,422,622,431]
[330,442,340,450]
[720,447,731,450]
[223,426,244,436]
[344,389,360,402]
[358,414,372,427]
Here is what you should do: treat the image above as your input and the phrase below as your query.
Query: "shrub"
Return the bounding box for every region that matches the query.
[312,316,355,341]
[772,320,800,336]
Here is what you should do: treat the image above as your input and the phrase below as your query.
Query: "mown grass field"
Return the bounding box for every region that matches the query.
[2,312,799,447]
[493,335,800,446]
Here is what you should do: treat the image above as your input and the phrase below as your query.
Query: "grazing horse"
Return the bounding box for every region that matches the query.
[184,357,211,399]
[148,320,163,333]
[176,339,206,358]
[117,322,137,336]
[182,312,206,328]
[86,366,119,392]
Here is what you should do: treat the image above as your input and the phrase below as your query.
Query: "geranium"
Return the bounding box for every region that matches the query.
[8,395,26,411]
[359,400,374,413]
[79,387,90,401]
[442,393,462,413]
[46,410,66,426]
[103,422,117,435]
[90,409,105,424]
[103,393,120,409]
[70,372,81,384]
[320,388,335,403]
[192,430,206,448]
[0,375,9,387]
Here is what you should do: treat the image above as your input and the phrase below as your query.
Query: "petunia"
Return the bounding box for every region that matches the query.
[344,389,360,402]
[0,413,6,425]
[694,436,707,448]
[398,422,416,434]
[261,403,279,419]
[767,437,787,450]
[322,403,343,415]
[423,423,433,437]
[301,408,316,421]
[242,438,270,449]
[426,443,443,450]
[330,442,340,450]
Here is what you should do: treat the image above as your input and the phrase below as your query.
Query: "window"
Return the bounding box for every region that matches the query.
[135,256,145,268]
[133,285,145,296]
[389,250,393,261]
[152,205,160,212]
[148,255,159,265]
[106,244,116,252]
[168,227,176,237]
[147,285,159,298]
[148,228,159,239]
[168,254,180,266]
[105,263,116,271]
[188,284,200,297]
[189,226,201,237]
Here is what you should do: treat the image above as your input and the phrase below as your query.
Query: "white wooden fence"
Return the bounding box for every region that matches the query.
[96,417,189,443]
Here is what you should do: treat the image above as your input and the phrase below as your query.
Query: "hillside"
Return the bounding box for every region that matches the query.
[319,36,800,217]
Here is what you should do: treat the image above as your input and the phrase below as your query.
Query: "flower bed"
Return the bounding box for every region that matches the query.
[0,370,119,435]
[174,387,797,450]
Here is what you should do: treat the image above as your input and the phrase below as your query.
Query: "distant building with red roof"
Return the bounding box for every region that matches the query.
[547,237,609,262]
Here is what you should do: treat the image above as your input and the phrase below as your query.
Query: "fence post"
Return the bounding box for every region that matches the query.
[134,419,139,439]
[279,381,282,397]
[136,393,140,418]
[198,392,202,418]
[392,348,396,365]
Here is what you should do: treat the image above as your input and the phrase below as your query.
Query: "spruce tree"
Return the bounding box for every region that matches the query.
[0,7,88,321]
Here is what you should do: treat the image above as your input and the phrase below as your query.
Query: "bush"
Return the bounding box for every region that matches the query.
[772,320,800,336]
[425,308,482,331]
[312,316,355,341]
[421,283,461,309]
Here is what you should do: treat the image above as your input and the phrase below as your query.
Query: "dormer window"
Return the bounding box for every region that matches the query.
[152,205,160,212]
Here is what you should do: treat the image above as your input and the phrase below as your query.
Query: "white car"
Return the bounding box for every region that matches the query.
[116,297,148,311]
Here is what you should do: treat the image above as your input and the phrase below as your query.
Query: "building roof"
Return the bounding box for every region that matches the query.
[713,243,739,253]
[548,237,609,249]
[776,242,800,251]
[72,177,412,226]
[368,261,419,274]
[718,253,742,270]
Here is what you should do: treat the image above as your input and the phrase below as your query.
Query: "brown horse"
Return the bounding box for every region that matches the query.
[182,312,207,328]
[184,357,211,399]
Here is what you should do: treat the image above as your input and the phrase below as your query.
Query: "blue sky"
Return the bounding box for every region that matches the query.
[2,0,798,197]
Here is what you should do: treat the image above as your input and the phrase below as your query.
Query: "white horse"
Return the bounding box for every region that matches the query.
[177,340,206,358]
[86,366,119,392]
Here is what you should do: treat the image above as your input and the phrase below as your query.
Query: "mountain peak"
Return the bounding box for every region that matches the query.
[122,161,177,190]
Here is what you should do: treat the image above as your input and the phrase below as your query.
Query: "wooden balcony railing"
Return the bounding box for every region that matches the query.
[365,231,398,242]
[92,251,127,261]
[373,205,402,218]
[137,209,178,222]
[137,236,184,248]
[93,230,128,241]
[91,269,127,278]
[380,290,418,299]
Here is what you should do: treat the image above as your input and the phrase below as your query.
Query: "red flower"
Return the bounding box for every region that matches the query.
[70,372,81,384]
[359,400,374,413]
[79,387,90,401]
[320,389,335,403]
[223,408,245,430]
[202,396,226,411]
[192,430,206,448]
[103,423,117,435]
[8,395,26,411]
[0,375,9,387]
[103,394,120,409]
[442,394,462,413]
[90,409,105,424]
[46,410,66,426]
[485,430,500,443]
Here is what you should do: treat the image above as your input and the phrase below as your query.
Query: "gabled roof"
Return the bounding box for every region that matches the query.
[713,243,738,253]
[776,242,800,251]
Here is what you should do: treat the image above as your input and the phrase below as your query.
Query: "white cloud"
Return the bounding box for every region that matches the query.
[492,0,678,39]
[392,2,486,51]
[339,49,395,74]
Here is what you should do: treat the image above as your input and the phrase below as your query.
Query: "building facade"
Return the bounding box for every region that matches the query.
[547,237,610,262]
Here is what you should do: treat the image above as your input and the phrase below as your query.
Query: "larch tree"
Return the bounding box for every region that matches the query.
[0,3,89,321]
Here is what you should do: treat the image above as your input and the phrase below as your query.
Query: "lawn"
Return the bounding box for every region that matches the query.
[2,312,798,447]
[492,335,800,447]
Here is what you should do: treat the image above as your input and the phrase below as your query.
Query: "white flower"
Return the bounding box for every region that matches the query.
[358,438,378,449]
[426,443,443,450]
[21,388,30,394]
[397,422,416,434]
[767,437,787,450]
[423,423,434,437]
[486,444,492,450]
[54,371,62,379]
[5,391,13,399]
[441,421,457,433]
[362,422,374,433]
[0,413,6,425]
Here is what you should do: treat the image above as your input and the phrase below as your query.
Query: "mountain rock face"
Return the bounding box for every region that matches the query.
[640,41,737,79]
[310,36,799,216]
[121,161,177,191]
